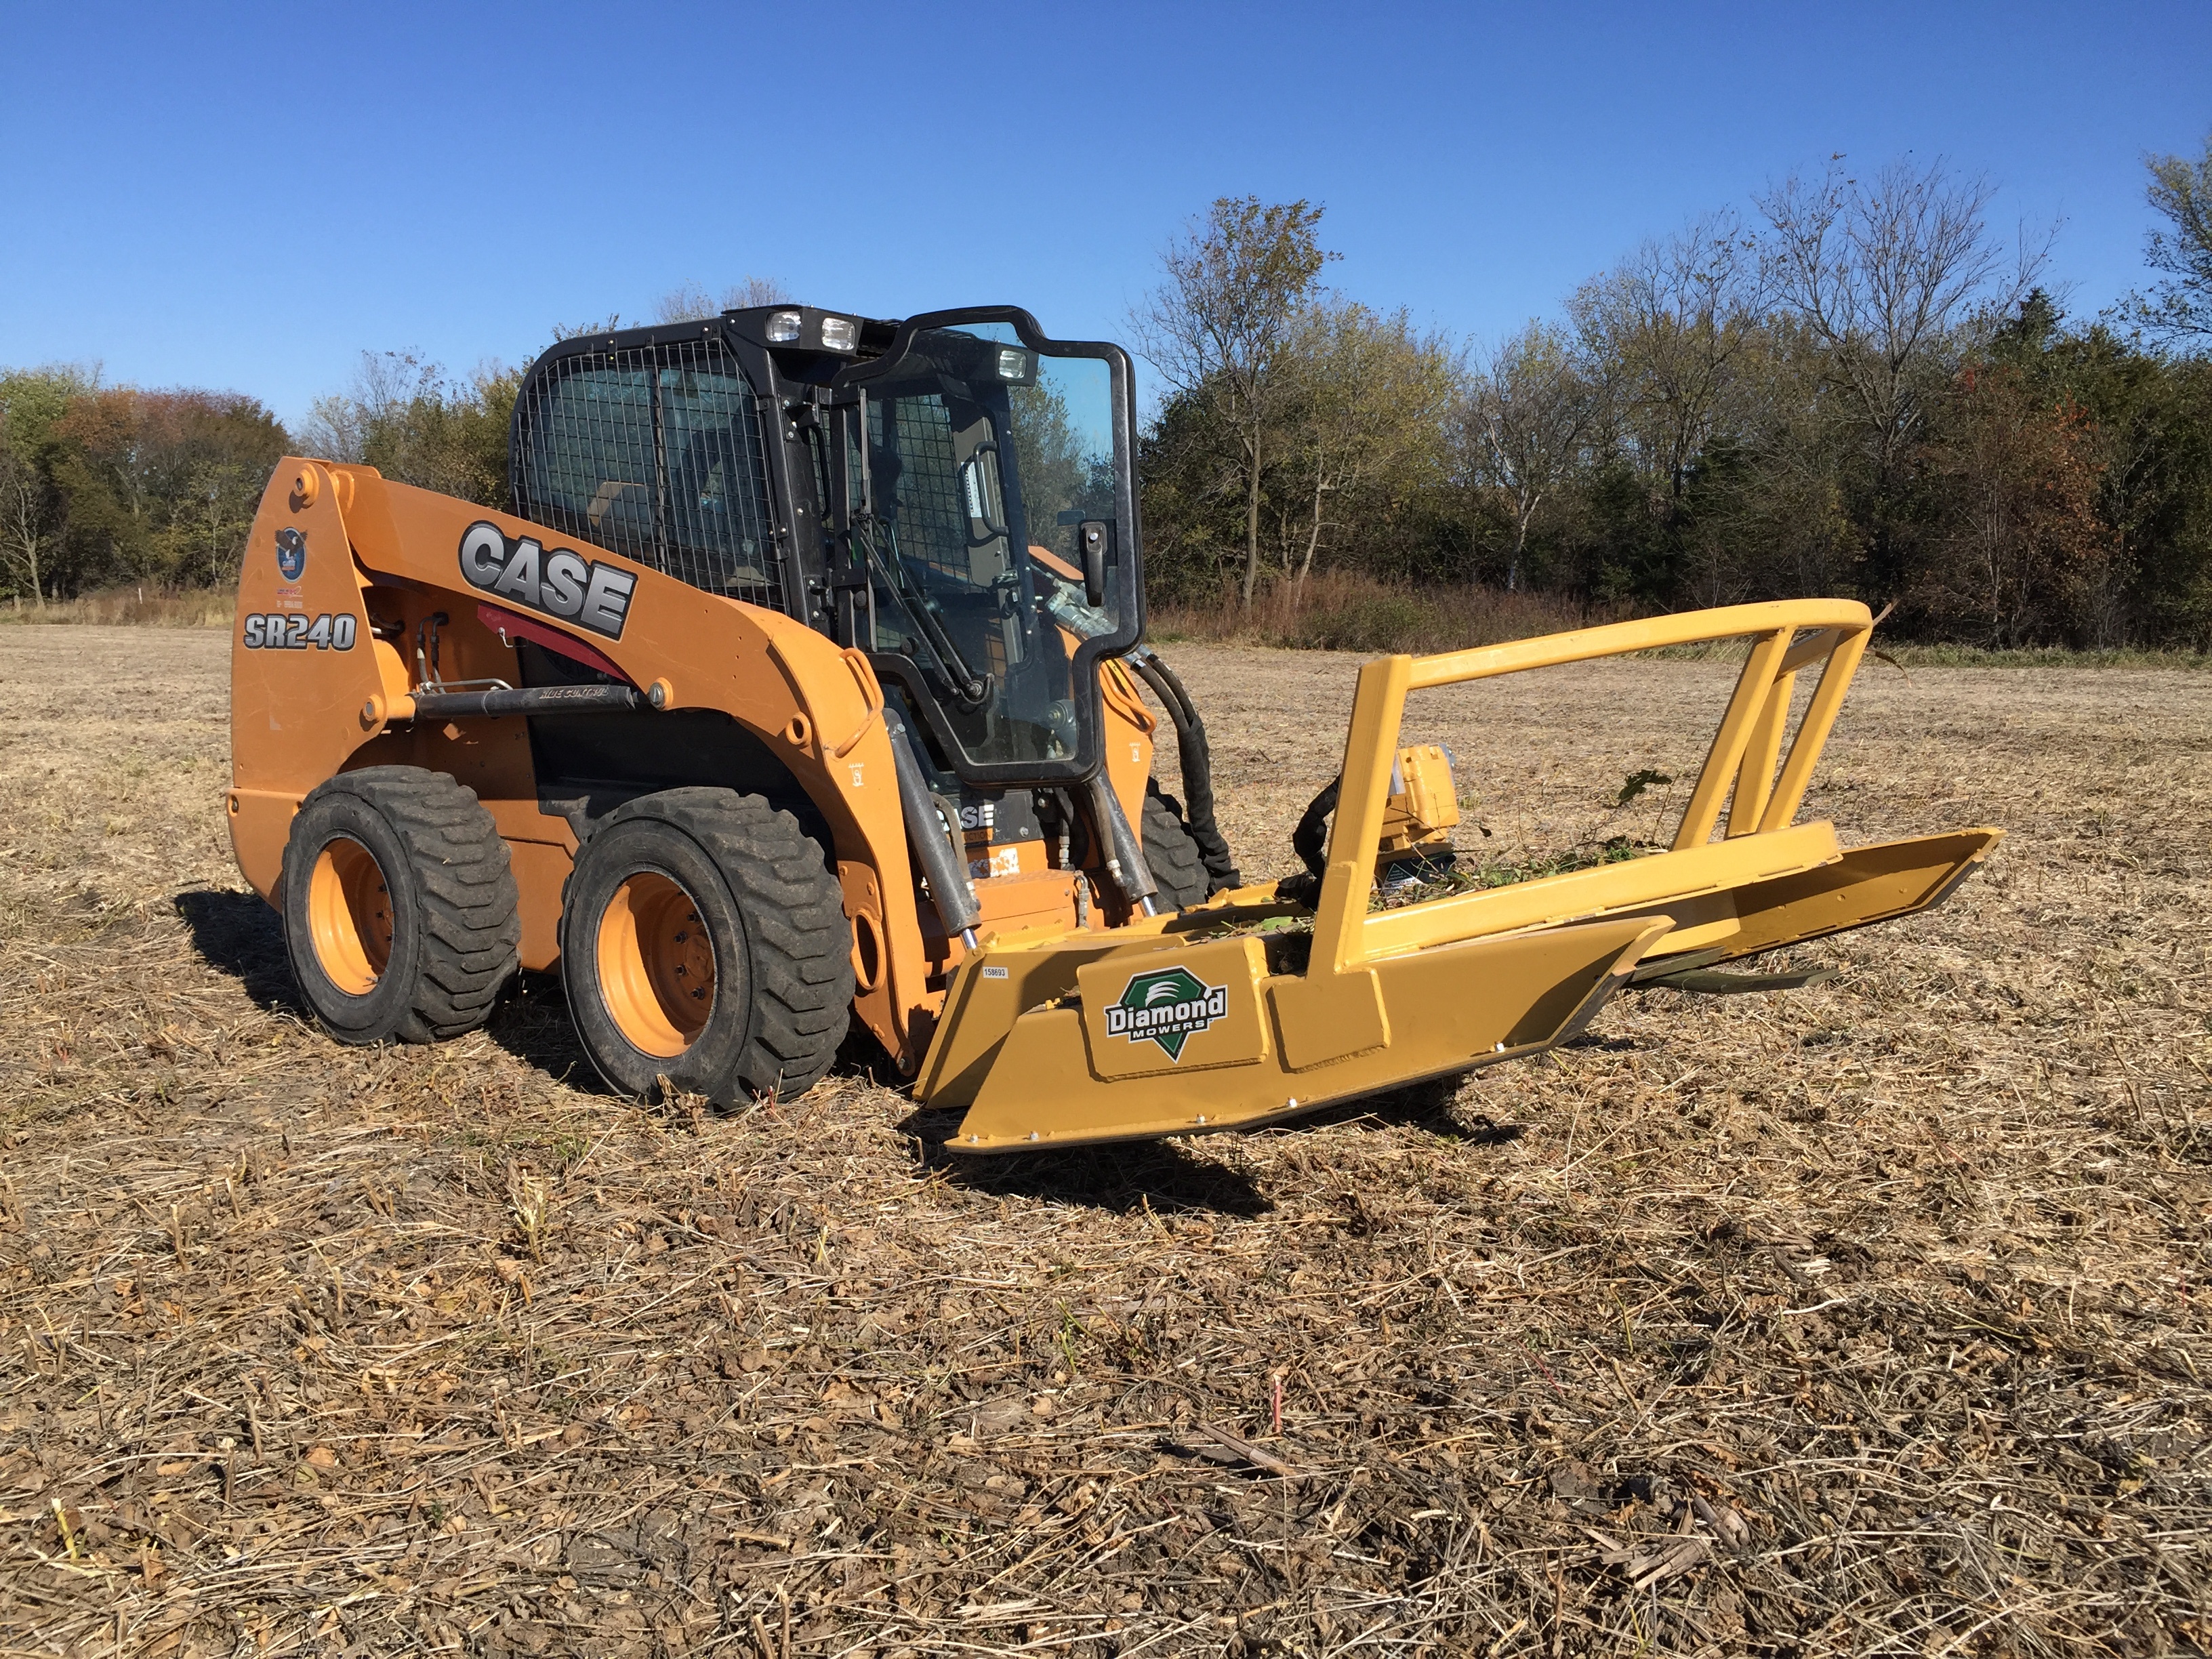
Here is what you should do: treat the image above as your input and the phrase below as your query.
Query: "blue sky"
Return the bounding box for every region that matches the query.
[3,1,2205,428]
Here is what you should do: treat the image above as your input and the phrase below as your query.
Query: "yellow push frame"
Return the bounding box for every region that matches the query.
[927,599,2001,1152]
[1315,598,1877,971]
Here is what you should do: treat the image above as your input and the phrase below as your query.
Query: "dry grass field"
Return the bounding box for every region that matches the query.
[1,626,2207,1658]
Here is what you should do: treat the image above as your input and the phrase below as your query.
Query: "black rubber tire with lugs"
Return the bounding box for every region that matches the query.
[279,766,520,1044]
[1142,780,1211,911]
[560,788,853,1104]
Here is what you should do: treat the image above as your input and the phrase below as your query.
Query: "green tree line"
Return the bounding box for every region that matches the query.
[1136,140,2212,648]
[5,147,2209,651]
[0,371,285,605]
[0,352,518,609]
[0,278,782,609]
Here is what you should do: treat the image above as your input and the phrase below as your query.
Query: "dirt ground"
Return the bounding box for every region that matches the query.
[1,626,2207,1658]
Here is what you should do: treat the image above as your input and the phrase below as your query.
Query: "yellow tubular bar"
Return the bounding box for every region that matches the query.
[1402,600,1871,689]
[1317,601,1877,972]
[928,597,1998,1153]
[1309,653,1414,978]
[1761,623,1869,834]
[1727,669,1794,838]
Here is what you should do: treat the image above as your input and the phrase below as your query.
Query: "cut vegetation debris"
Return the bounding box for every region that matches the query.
[3,628,2208,1656]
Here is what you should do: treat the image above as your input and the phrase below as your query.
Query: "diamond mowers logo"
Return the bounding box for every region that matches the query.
[1104,966,1229,1062]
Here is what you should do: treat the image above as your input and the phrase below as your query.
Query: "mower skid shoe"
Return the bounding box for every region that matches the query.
[944,914,1671,1153]
[1650,827,2004,973]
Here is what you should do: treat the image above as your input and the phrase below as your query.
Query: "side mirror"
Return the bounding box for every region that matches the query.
[1078,520,1111,607]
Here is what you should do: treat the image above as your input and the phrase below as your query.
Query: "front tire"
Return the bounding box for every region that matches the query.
[1142,781,1211,910]
[279,767,520,1044]
[560,790,853,1104]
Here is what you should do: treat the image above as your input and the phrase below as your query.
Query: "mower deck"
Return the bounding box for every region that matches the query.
[916,601,2001,1151]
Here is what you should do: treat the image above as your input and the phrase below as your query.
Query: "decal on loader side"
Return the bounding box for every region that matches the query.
[243,613,356,651]
[970,846,1021,880]
[458,521,636,640]
[1105,966,1229,1062]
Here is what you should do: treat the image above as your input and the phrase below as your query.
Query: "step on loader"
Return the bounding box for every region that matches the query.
[228,305,2000,1150]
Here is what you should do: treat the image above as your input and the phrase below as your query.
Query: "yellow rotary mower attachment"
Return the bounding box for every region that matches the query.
[922,599,2001,1153]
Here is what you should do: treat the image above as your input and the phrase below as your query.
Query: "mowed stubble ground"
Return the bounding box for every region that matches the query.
[1,624,2207,1658]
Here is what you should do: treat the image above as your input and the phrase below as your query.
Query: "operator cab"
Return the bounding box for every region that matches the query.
[509,304,1144,796]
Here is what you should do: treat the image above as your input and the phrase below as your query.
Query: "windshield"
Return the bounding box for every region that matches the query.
[845,321,1127,772]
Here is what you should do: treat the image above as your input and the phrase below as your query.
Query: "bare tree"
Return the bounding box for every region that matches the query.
[1675,322,1861,606]
[2133,129,2212,345]
[1132,197,1336,607]
[1279,302,1458,586]
[298,352,517,506]
[1570,213,1764,504]
[653,276,792,323]
[655,281,723,324]
[188,459,256,587]
[1757,157,2044,484]
[1467,322,1599,591]
[546,314,626,345]
[298,350,435,462]
[0,432,55,607]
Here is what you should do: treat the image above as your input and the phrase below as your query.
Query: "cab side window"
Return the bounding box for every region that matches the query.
[513,338,782,611]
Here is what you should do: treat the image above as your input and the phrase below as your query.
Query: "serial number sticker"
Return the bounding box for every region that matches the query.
[981,966,1010,980]
[242,613,357,651]
[969,845,1021,880]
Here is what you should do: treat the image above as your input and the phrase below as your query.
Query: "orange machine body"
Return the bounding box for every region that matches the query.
[227,459,1156,1072]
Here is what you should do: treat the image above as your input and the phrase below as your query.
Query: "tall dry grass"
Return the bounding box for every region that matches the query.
[0,586,234,628]
[1149,569,1614,655]
[1152,571,2212,667]
[9,574,2203,670]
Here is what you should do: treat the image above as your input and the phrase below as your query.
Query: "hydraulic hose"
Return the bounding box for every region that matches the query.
[1087,773,1162,918]
[884,708,981,949]
[1126,647,1241,891]
[1292,777,1340,878]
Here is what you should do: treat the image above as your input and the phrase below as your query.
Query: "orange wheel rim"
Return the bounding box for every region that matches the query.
[308,836,393,996]
[597,871,715,1058]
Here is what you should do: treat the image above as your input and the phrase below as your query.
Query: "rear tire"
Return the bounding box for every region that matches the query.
[560,789,853,1104]
[1143,781,1211,910]
[279,766,520,1044]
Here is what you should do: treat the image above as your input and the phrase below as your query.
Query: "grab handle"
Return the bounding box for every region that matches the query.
[832,648,885,758]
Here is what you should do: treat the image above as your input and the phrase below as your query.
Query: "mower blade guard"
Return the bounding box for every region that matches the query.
[938,913,1672,1152]
[1700,827,2003,963]
[922,600,1999,1154]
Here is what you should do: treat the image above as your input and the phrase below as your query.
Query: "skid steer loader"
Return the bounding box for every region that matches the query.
[228,304,1999,1150]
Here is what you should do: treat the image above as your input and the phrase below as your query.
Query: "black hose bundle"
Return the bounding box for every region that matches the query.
[1291,777,1339,878]
[1126,649,1242,893]
[1287,771,1458,901]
